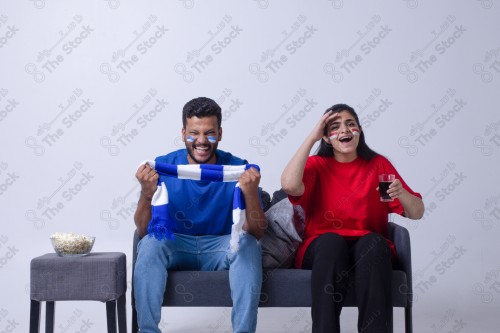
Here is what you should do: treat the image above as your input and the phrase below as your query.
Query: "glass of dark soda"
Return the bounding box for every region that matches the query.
[379,174,395,202]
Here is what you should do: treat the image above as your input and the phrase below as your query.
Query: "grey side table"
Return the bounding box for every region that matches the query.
[30,252,127,333]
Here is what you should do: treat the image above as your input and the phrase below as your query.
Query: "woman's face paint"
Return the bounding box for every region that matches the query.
[329,131,339,141]
[329,128,360,141]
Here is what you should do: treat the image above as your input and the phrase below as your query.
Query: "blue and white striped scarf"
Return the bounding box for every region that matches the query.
[141,160,260,252]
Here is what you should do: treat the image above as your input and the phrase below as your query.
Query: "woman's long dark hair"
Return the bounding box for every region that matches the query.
[315,103,379,160]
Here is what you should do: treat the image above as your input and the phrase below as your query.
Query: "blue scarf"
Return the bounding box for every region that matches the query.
[142,161,260,252]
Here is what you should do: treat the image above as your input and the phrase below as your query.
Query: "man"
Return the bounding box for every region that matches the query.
[133,97,266,333]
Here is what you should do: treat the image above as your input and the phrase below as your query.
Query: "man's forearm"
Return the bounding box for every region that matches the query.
[134,193,153,237]
[243,193,267,239]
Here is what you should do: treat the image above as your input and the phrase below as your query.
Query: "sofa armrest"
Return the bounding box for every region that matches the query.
[388,222,413,307]
[131,230,141,307]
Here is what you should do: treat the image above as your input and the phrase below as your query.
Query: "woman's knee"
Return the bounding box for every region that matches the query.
[305,233,349,267]
[357,233,390,257]
[314,233,349,253]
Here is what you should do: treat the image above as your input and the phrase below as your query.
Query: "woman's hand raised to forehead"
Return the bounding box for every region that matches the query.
[308,110,339,142]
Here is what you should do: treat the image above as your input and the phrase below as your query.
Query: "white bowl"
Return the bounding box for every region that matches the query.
[50,232,95,257]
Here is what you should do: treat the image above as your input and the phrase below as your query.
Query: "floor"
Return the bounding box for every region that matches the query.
[32,300,498,332]
[158,307,407,332]
[155,306,498,332]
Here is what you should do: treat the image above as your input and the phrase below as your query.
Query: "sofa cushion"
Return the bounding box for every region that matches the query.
[260,189,305,268]
[162,269,408,307]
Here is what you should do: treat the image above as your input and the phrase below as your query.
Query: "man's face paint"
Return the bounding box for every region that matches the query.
[186,135,217,143]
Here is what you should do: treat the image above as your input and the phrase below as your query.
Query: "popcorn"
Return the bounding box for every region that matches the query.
[50,232,95,256]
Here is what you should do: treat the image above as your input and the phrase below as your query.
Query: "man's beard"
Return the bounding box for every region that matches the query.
[186,142,216,164]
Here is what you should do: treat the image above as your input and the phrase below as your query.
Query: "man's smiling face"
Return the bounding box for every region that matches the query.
[182,115,222,164]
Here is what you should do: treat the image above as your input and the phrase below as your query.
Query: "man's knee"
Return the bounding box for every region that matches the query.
[136,236,171,269]
[138,235,160,251]
[237,233,261,254]
[230,233,262,268]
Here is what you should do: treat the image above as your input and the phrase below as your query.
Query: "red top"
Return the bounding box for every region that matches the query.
[289,155,421,268]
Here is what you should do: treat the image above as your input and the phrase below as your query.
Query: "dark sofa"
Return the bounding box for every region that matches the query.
[131,221,413,332]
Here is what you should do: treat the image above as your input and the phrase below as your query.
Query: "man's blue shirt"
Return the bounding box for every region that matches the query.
[155,149,248,236]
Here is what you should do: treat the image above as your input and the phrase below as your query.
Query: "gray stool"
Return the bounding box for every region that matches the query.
[30,252,127,333]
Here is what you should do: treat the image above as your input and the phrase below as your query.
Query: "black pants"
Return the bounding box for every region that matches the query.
[302,232,393,333]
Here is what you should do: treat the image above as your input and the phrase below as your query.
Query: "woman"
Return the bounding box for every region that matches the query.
[281,104,424,333]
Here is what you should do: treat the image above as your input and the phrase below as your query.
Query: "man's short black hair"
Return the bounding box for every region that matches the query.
[182,97,222,128]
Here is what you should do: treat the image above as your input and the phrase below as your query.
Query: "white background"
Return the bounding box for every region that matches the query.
[1,0,499,332]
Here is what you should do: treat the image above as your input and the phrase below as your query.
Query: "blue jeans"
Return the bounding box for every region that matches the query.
[134,232,262,333]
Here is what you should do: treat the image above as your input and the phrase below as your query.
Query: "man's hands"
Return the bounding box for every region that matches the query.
[134,163,158,237]
[137,163,261,199]
[134,163,267,239]
[238,167,261,196]
[238,166,266,239]
[136,163,158,200]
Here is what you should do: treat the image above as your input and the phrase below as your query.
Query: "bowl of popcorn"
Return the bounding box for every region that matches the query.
[50,232,95,257]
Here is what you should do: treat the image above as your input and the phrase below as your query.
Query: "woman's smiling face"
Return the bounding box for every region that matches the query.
[324,110,361,162]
